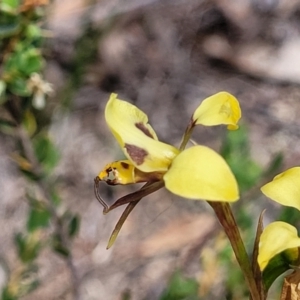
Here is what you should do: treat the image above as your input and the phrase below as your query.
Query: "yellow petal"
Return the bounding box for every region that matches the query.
[105,93,179,173]
[192,92,241,130]
[258,221,300,271]
[261,167,300,210]
[98,160,163,185]
[163,145,239,201]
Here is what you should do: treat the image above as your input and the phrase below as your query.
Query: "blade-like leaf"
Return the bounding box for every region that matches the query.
[107,201,140,249]
[252,210,266,298]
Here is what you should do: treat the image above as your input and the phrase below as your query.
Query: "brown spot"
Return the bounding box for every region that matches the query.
[125,144,148,165]
[135,122,154,138]
[121,162,130,169]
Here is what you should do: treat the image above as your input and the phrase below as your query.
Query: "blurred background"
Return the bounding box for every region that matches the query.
[1,0,300,299]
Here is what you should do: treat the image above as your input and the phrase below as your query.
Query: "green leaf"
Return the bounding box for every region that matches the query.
[22,110,37,136]
[0,118,16,135]
[0,18,20,37]
[50,189,61,206]
[19,49,43,75]
[20,168,42,181]
[68,214,80,237]
[33,134,60,172]
[279,206,300,228]
[262,252,292,290]
[252,211,266,297]
[160,270,199,300]
[263,153,283,178]
[51,235,70,257]
[27,205,51,232]
[18,264,40,296]
[8,77,30,96]
[121,290,131,300]
[1,287,18,300]
[4,46,43,77]
[0,0,20,14]
[221,125,262,191]
[15,233,41,263]
[25,24,42,40]
[0,80,7,105]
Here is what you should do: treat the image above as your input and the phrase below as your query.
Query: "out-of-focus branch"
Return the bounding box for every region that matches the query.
[6,98,80,300]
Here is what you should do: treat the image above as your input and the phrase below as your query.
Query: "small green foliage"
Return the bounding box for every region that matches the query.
[9,78,30,97]
[22,110,37,136]
[68,214,80,238]
[121,290,131,300]
[217,242,248,298]
[50,189,62,206]
[279,207,300,228]
[1,264,40,299]
[221,125,262,192]
[0,0,20,15]
[160,270,199,300]
[20,168,42,181]
[262,253,291,290]
[51,234,70,257]
[2,287,18,300]
[33,134,60,173]
[3,45,44,96]
[0,80,7,104]
[27,204,51,232]
[0,1,80,299]
[15,233,41,263]
[25,24,42,40]
[0,14,20,38]
[0,118,16,134]
[263,153,283,178]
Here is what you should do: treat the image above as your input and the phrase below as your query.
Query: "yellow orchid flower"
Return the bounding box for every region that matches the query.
[95,92,241,247]
[258,222,300,271]
[258,167,300,272]
[261,167,300,210]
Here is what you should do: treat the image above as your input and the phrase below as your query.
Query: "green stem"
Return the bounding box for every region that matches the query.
[208,202,262,300]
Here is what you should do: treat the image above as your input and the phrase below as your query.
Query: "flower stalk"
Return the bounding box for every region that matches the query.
[209,201,262,300]
[179,120,194,151]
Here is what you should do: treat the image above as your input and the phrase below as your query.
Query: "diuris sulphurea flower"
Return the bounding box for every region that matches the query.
[95,92,241,248]
[258,167,300,272]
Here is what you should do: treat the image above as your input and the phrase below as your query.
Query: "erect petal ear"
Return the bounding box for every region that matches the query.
[105,93,179,173]
[192,92,241,130]
[163,145,239,201]
[261,167,300,210]
[258,221,300,271]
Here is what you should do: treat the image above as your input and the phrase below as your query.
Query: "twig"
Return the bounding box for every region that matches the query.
[20,126,80,300]
[7,98,80,300]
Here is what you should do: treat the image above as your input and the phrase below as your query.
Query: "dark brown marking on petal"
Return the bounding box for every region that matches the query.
[135,122,154,139]
[125,144,148,165]
[121,162,130,169]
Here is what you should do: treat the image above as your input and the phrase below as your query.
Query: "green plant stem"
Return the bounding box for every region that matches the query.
[208,201,262,300]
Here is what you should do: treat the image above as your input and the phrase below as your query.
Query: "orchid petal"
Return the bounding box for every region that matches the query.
[105,94,179,173]
[192,92,241,130]
[163,145,239,201]
[261,167,300,210]
[258,221,300,271]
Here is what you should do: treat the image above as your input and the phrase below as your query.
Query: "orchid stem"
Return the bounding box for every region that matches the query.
[208,201,261,300]
[179,120,194,151]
